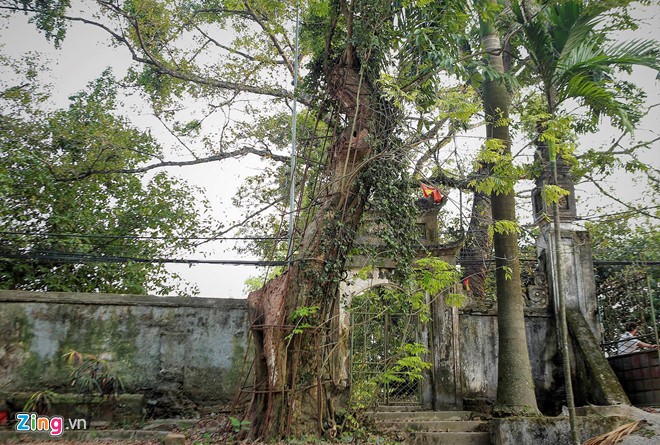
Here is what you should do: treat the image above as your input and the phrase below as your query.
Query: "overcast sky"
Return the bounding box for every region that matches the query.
[1,2,658,298]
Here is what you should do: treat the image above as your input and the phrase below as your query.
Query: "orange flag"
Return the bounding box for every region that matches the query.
[420,182,444,203]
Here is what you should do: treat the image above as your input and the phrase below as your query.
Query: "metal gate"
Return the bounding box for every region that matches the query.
[350,286,424,406]
[596,263,659,356]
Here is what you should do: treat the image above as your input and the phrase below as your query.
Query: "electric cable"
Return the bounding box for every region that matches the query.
[0,231,285,242]
[0,251,287,267]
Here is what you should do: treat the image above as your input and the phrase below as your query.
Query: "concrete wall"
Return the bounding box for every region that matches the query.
[0,278,603,417]
[491,409,630,445]
[0,290,249,404]
[458,307,561,413]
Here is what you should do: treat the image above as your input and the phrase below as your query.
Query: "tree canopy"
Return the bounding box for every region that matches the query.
[0,62,212,294]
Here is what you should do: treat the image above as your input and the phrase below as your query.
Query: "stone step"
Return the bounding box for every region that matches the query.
[404,431,491,445]
[375,405,427,412]
[377,420,486,433]
[370,410,492,445]
[370,410,475,422]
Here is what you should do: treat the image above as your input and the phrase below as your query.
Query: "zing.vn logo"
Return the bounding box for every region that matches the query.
[15,412,87,436]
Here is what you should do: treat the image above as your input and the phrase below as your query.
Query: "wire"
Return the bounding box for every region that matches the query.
[1,248,654,267]
[0,251,287,267]
[0,231,286,242]
[577,205,660,221]
[594,261,660,266]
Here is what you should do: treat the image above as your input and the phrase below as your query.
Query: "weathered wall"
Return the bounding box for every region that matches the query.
[537,227,599,337]
[0,290,249,404]
[458,307,561,413]
[0,264,609,418]
[491,410,631,445]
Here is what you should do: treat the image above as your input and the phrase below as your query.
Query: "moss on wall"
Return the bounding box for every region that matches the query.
[1,291,249,405]
[227,335,252,392]
[492,413,631,445]
[10,305,142,392]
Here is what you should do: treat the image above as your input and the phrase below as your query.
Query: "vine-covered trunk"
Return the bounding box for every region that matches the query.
[247,55,392,440]
[476,0,540,416]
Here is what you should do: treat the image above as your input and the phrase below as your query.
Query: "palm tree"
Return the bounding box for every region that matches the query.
[512,0,659,129]
[511,1,659,442]
[511,0,658,226]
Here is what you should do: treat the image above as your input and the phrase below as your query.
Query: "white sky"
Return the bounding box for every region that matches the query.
[1,3,658,298]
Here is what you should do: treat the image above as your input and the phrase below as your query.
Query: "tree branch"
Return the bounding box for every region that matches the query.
[583,173,659,220]
[242,1,294,76]
[51,146,290,181]
[431,171,481,191]
[197,197,286,247]
[194,25,286,65]
[0,5,297,101]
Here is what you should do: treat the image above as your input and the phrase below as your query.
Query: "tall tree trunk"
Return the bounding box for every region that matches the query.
[475,0,540,416]
[459,181,492,302]
[247,53,396,440]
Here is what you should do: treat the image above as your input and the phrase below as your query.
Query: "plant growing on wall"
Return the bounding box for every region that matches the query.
[23,390,59,415]
[63,350,124,421]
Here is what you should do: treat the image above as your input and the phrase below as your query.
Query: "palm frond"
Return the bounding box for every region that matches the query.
[556,42,607,76]
[510,0,524,23]
[556,40,659,90]
[550,0,607,61]
[603,39,660,71]
[512,0,605,85]
[583,421,641,445]
[560,73,615,104]
[511,0,555,78]
[559,73,634,132]
[549,0,586,55]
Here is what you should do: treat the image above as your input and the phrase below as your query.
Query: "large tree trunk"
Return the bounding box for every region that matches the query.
[247,54,394,440]
[476,0,540,416]
[459,183,492,302]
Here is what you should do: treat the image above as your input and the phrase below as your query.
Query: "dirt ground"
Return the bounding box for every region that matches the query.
[5,407,660,444]
[617,406,660,445]
[5,441,160,445]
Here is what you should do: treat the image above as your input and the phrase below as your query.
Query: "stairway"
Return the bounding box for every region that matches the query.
[369,406,491,445]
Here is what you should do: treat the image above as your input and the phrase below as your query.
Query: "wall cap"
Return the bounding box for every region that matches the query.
[0,290,247,309]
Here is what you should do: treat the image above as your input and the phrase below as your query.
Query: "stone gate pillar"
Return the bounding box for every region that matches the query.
[531,156,599,339]
[536,226,599,337]
[417,209,463,409]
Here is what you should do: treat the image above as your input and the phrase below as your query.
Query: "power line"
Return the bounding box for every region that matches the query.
[0,231,286,242]
[1,249,655,267]
[577,205,660,221]
[0,251,287,267]
[593,260,660,266]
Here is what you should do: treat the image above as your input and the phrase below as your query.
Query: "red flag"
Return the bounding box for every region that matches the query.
[420,182,444,203]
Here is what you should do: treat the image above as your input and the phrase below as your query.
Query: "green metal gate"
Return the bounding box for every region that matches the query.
[350,286,424,406]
